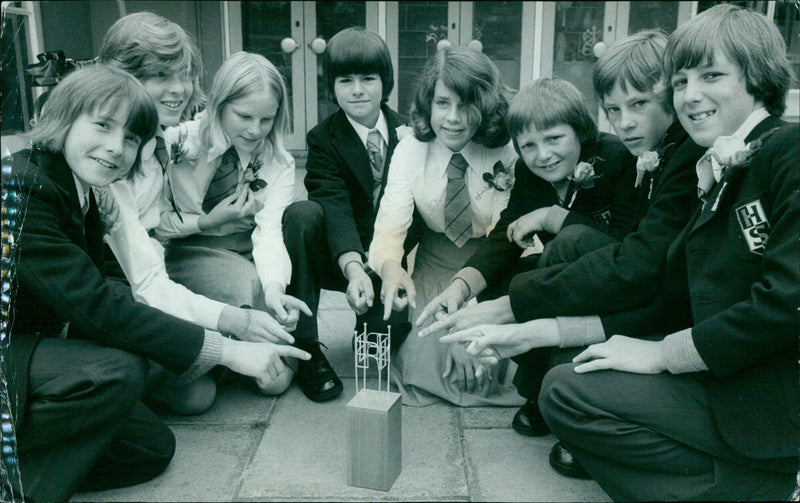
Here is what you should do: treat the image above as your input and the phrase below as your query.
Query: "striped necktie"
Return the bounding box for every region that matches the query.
[444,153,473,247]
[202,147,240,213]
[366,129,384,206]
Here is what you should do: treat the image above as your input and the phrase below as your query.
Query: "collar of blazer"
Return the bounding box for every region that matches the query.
[27,147,84,219]
[330,105,405,201]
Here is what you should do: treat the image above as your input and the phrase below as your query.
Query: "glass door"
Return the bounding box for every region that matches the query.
[233,1,367,150]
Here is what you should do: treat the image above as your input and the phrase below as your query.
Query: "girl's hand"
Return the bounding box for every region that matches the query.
[573,335,666,374]
[438,318,560,363]
[415,280,469,327]
[198,186,257,231]
[220,337,309,381]
[263,282,312,332]
[506,207,550,248]
[418,296,516,338]
[379,260,416,321]
[443,343,489,394]
[344,264,374,315]
[217,305,294,344]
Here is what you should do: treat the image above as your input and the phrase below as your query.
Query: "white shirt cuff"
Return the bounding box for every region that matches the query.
[661,328,709,374]
[556,315,606,348]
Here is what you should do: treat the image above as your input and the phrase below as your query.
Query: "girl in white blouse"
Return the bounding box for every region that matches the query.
[368,47,523,407]
[158,52,310,396]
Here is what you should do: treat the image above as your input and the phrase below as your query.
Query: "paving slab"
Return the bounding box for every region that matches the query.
[72,425,264,502]
[237,378,468,501]
[461,406,518,430]
[463,430,610,502]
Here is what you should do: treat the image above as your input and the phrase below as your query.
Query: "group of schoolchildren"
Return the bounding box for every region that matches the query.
[4,4,797,501]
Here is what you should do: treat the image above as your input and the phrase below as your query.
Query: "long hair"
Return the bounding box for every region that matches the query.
[201,52,291,163]
[409,46,511,148]
[99,11,206,120]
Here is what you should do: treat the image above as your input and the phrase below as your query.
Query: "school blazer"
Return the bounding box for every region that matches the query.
[4,148,205,426]
[605,117,798,460]
[304,105,422,264]
[509,122,706,320]
[466,132,638,289]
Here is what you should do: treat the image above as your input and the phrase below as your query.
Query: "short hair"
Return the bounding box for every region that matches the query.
[410,46,511,148]
[594,29,671,112]
[201,52,291,160]
[323,27,394,104]
[507,78,598,149]
[664,4,794,117]
[28,64,159,179]
[99,11,206,120]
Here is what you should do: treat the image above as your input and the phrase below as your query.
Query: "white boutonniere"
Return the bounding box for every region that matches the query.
[482,159,515,192]
[164,123,200,166]
[395,125,413,142]
[565,157,603,208]
[697,131,772,212]
[635,150,660,188]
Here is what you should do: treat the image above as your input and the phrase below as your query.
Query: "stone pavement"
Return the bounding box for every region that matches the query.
[72,290,610,503]
[71,164,611,502]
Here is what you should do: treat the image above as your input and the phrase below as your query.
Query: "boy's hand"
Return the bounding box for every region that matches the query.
[221,338,309,381]
[218,305,294,344]
[416,280,469,326]
[419,296,516,338]
[379,260,416,321]
[506,207,549,248]
[443,343,489,394]
[263,282,312,332]
[573,335,666,374]
[344,264,374,315]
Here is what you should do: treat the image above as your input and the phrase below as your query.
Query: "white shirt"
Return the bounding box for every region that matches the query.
[100,181,225,329]
[345,110,389,159]
[157,119,295,289]
[368,136,517,275]
[126,134,170,231]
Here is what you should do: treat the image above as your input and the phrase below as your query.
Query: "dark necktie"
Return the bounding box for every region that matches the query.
[202,147,240,213]
[444,153,473,247]
[154,136,169,173]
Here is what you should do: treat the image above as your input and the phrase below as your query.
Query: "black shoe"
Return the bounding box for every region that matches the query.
[295,341,343,402]
[549,442,591,479]
[512,399,551,437]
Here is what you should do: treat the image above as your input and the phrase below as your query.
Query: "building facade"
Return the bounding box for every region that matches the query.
[3,1,798,152]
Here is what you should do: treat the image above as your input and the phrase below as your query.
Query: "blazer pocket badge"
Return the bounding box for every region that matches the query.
[735,199,770,255]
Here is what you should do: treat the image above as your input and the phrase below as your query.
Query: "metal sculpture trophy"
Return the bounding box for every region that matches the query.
[346,324,401,491]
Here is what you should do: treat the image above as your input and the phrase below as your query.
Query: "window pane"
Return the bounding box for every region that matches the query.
[552,1,606,121]
[627,1,679,34]
[397,1,449,116]
[1,13,32,135]
[242,2,294,132]
[474,1,523,89]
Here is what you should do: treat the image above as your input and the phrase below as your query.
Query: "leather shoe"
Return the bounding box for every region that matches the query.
[512,399,551,437]
[549,442,591,479]
[295,341,343,402]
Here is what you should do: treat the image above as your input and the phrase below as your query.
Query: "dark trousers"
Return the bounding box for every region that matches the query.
[282,201,410,346]
[17,338,175,502]
[539,363,797,501]
[511,225,618,399]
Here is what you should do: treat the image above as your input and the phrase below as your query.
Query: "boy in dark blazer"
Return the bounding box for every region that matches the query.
[5,65,308,502]
[282,27,421,402]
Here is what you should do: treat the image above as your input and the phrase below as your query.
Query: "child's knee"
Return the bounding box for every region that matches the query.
[156,374,217,415]
[255,364,295,396]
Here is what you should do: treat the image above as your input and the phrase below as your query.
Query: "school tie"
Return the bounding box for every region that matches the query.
[154,136,169,173]
[202,147,240,213]
[444,153,473,248]
[366,129,384,206]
